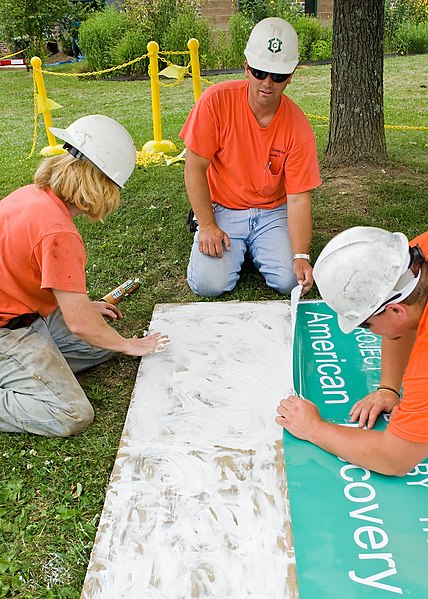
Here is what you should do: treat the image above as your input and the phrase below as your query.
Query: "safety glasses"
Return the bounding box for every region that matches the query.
[248,65,291,83]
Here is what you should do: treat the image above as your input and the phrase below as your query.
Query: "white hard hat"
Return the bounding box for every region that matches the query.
[50,115,136,188]
[313,226,413,333]
[244,17,299,74]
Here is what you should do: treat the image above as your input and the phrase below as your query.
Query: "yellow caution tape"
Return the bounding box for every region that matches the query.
[159,64,187,79]
[166,148,186,166]
[136,149,165,166]
[305,113,428,131]
[36,94,62,114]
[0,47,27,60]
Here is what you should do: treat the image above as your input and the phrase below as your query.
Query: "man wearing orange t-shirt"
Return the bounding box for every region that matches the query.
[276,226,428,476]
[0,116,168,437]
[180,17,321,297]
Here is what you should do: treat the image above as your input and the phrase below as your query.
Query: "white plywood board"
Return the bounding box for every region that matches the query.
[81,301,297,598]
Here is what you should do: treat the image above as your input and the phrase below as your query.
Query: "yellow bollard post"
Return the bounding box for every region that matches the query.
[188,38,202,102]
[30,56,65,157]
[142,41,176,154]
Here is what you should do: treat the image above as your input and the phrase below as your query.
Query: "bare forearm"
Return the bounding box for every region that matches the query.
[308,420,395,474]
[53,290,168,356]
[286,192,312,254]
[309,419,428,476]
[67,309,131,352]
[184,151,215,227]
[277,395,428,476]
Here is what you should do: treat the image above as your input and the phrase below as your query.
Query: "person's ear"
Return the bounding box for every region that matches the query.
[285,68,297,85]
[387,303,408,321]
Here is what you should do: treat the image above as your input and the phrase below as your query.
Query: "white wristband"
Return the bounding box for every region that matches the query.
[293,253,310,262]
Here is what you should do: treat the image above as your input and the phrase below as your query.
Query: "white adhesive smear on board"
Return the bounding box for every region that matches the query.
[82,301,296,599]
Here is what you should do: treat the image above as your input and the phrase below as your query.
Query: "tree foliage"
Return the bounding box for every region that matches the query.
[0,0,93,59]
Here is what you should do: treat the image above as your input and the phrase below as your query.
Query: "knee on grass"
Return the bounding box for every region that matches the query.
[264,268,297,295]
[53,400,94,437]
[187,273,237,298]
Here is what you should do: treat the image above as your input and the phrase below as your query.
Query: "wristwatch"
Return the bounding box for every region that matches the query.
[292,253,311,262]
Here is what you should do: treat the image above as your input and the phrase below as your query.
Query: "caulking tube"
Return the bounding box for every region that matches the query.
[101,278,140,304]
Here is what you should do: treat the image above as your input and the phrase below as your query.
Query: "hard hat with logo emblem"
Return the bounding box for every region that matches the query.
[313,226,424,334]
[244,17,299,74]
[50,115,136,188]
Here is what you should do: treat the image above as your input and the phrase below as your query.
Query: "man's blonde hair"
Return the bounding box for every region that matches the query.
[34,153,120,220]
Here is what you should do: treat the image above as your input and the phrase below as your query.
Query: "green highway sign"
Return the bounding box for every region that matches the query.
[284,301,428,598]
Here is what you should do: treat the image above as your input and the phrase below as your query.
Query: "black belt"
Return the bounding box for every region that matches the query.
[2,313,40,330]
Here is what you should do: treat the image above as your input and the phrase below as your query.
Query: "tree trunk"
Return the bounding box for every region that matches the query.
[324,0,388,167]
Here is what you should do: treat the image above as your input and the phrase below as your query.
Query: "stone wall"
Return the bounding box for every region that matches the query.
[199,0,238,31]
[317,0,333,23]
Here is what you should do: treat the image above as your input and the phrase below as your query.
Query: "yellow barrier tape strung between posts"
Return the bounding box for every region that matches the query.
[384,124,428,131]
[0,47,27,60]
[305,112,428,131]
[156,53,190,88]
[29,47,213,158]
[305,113,329,121]
[40,52,151,78]
[37,48,214,86]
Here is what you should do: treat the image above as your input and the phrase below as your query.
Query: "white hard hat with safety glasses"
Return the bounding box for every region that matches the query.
[50,115,136,188]
[313,226,425,333]
[244,17,299,74]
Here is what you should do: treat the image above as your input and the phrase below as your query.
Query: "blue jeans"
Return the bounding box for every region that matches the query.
[187,204,297,297]
[0,308,113,436]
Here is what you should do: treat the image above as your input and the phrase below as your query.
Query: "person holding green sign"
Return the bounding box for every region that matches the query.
[276,226,428,476]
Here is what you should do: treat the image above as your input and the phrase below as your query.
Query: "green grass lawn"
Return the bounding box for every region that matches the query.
[0,54,427,598]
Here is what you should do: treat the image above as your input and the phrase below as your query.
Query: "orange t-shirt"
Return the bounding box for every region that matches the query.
[388,231,428,443]
[0,184,87,326]
[180,79,322,210]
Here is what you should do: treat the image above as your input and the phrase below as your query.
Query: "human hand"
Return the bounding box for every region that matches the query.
[123,331,170,357]
[293,259,313,294]
[275,395,321,441]
[92,301,123,320]
[197,223,231,257]
[349,390,400,429]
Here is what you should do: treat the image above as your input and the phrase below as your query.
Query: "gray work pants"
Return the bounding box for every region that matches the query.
[0,308,113,437]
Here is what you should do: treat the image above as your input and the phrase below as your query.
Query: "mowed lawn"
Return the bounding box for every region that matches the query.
[0,53,427,598]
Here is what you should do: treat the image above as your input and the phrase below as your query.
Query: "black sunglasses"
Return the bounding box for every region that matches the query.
[248,65,291,84]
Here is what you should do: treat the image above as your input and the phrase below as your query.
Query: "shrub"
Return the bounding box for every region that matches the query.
[162,6,212,69]
[309,37,332,62]
[122,0,199,46]
[111,29,149,77]
[393,20,428,53]
[228,12,253,68]
[78,7,127,73]
[238,0,302,23]
[293,16,330,62]
[385,0,428,49]
[239,0,269,22]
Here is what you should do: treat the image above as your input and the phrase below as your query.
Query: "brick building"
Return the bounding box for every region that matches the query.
[199,0,333,30]
[317,0,333,22]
